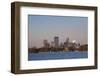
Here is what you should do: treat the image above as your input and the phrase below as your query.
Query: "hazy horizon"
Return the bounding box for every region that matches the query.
[28,15,88,48]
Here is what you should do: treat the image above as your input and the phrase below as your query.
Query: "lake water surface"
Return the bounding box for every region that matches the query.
[28,51,88,61]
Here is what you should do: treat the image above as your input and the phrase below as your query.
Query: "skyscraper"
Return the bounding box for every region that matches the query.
[43,40,50,48]
[60,42,64,48]
[51,41,55,47]
[66,38,69,47]
[64,38,69,48]
[54,36,59,48]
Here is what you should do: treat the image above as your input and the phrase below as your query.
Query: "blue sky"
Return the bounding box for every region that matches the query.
[28,15,88,48]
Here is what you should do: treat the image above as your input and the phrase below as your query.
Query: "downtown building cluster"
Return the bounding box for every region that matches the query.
[28,36,87,53]
[43,36,80,49]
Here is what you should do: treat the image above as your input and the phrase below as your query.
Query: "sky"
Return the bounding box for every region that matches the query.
[28,15,88,48]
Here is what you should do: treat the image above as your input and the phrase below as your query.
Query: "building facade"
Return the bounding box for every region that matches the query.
[54,36,59,48]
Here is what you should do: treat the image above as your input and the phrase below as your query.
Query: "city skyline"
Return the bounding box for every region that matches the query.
[42,36,81,49]
[28,15,88,48]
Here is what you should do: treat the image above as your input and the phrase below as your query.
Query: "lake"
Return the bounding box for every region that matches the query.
[28,51,88,61]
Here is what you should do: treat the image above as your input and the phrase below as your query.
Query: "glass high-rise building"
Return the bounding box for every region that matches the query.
[43,40,49,48]
[54,36,59,48]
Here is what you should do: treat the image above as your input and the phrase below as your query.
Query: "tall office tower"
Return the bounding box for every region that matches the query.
[43,40,49,48]
[66,38,69,47]
[66,38,69,43]
[51,41,55,47]
[54,36,59,48]
[64,38,69,48]
[60,42,64,48]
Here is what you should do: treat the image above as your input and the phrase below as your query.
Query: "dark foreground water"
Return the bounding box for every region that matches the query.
[28,51,88,61]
